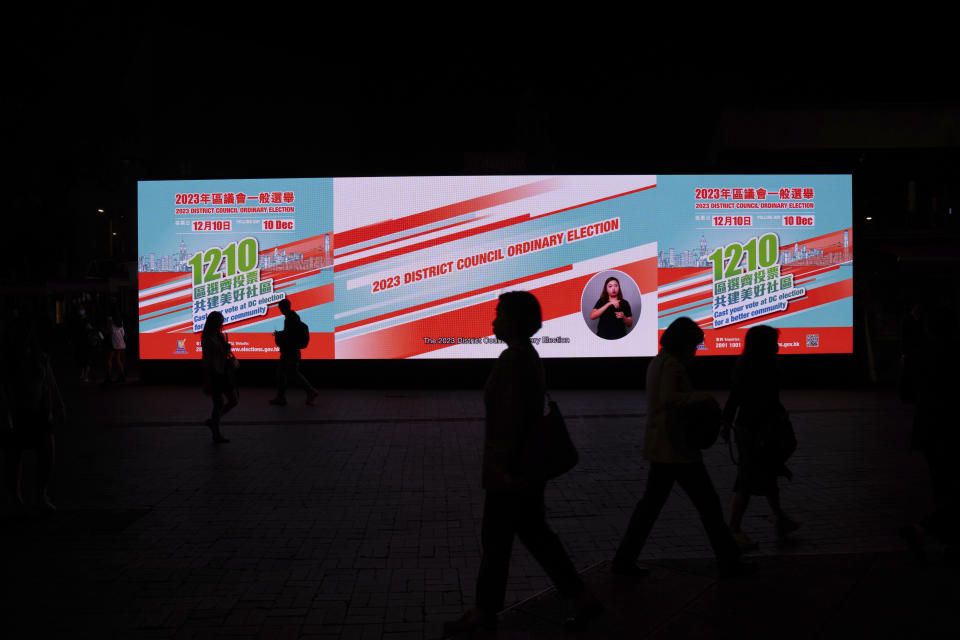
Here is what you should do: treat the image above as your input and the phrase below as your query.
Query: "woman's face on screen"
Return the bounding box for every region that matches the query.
[606,279,620,299]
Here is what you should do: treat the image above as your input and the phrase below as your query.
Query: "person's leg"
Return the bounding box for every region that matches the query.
[475,490,516,615]
[514,490,584,599]
[613,462,676,568]
[105,349,114,382]
[207,391,229,442]
[37,433,55,509]
[4,447,24,505]
[730,491,751,533]
[676,461,740,564]
[116,349,125,381]
[290,357,317,399]
[271,357,289,403]
[222,387,238,415]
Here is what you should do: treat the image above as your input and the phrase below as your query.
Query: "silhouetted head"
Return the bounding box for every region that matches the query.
[493,291,542,345]
[278,298,292,315]
[660,317,704,361]
[742,325,779,362]
[202,311,224,338]
[597,276,623,305]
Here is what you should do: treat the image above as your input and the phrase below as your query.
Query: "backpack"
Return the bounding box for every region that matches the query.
[296,320,310,349]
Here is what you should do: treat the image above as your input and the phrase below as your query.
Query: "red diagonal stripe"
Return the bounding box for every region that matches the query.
[140,293,193,317]
[335,215,482,259]
[335,265,574,333]
[334,213,533,273]
[334,177,564,250]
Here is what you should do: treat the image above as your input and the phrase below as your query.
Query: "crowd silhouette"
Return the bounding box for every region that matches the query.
[1,291,957,637]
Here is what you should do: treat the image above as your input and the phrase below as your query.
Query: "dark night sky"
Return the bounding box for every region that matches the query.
[7,8,959,281]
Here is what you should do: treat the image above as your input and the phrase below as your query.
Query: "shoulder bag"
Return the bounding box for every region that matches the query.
[523,390,579,481]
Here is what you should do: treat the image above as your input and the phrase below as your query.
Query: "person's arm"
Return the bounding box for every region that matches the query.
[618,300,633,327]
[721,386,740,441]
[590,300,613,320]
[658,356,712,409]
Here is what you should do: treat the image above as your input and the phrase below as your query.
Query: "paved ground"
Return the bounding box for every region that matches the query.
[1,368,957,638]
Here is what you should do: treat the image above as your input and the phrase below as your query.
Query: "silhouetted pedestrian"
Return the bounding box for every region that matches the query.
[612,317,754,578]
[2,325,63,510]
[444,291,602,637]
[104,315,126,384]
[900,304,960,562]
[721,325,800,550]
[201,311,235,444]
[269,299,318,406]
[78,318,102,383]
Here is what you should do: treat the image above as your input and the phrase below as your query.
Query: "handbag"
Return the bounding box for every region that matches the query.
[522,391,579,481]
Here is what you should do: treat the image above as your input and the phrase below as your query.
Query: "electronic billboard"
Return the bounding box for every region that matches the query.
[138,175,853,359]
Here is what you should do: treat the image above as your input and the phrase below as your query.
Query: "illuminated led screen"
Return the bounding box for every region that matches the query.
[137,175,853,359]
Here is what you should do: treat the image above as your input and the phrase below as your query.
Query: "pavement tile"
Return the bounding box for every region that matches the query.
[2,383,949,637]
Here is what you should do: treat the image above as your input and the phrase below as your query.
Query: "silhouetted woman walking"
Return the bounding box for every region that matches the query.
[444,291,601,636]
[201,311,235,443]
[722,325,799,550]
[612,317,752,578]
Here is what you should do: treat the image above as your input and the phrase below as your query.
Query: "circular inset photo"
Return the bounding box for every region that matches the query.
[581,270,642,340]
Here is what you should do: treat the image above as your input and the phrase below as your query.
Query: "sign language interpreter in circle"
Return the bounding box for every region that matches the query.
[590,276,634,340]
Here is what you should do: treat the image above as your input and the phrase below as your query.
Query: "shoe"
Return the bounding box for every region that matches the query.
[306,390,319,405]
[212,435,230,444]
[732,531,759,551]
[564,599,605,630]
[718,559,759,579]
[776,516,801,539]
[611,561,650,577]
[442,608,497,637]
[269,396,287,406]
[40,495,57,511]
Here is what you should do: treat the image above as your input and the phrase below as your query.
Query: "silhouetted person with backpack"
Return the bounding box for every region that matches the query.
[612,317,754,579]
[269,298,318,406]
[721,325,799,550]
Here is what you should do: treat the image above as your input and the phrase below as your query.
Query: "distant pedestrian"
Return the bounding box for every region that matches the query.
[104,315,126,384]
[900,304,960,563]
[2,326,64,510]
[612,317,754,578]
[269,299,318,406]
[721,325,800,550]
[444,291,602,637]
[78,318,103,383]
[201,311,235,444]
